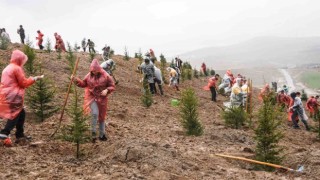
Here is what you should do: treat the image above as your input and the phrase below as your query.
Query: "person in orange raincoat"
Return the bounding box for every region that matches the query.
[72,59,115,142]
[54,32,66,52]
[306,95,320,118]
[277,89,291,110]
[0,50,44,140]
[203,74,220,102]
[36,30,44,50]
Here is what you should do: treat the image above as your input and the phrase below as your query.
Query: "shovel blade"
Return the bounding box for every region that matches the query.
[297,165,304,172]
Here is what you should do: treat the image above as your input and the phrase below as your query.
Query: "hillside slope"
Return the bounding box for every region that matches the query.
[0,44,320,179]
[181,36,320,70]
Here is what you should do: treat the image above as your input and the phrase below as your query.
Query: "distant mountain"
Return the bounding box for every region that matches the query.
[180,36,320,69]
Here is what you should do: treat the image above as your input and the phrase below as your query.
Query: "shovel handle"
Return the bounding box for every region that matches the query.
[215,154,294,171]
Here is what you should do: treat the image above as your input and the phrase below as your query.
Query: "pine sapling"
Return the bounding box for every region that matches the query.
[57,49,62,59]
[60,86,90,158]
[27,64,59,122]
[66,42,76,73]
[89,52,95,61]
[23,39,37,75]
[124,46,130,61]
[159,53,167,83]
[138,48,143,64]
[222,106,247,129]
[180,88,203,136]
[255,94,284,171]
[141,78,153,107]
[193,68,199,79]
[45,38,52,53]
[301,89,308,101]
[210,69,216,76]
[73,42,80,52]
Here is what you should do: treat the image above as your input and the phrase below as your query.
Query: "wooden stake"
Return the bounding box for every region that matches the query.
[50,57,80,137]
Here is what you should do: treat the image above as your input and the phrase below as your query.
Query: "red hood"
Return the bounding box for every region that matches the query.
[90,59,103,72]
[10,50,27,66]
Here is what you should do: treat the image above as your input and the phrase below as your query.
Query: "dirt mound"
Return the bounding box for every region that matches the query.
[0,44,320,179]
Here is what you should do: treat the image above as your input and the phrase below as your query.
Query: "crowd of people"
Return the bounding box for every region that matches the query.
[0,25,319,147]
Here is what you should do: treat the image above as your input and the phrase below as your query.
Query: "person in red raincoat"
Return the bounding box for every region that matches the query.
[72,59,115,142]
[203,74,220,102]
[0,50,44,140]
[306,95,320,118]
[36,30,44,50]
[54,32,66,52]
[201,62,207,76]
[277,89,291,110]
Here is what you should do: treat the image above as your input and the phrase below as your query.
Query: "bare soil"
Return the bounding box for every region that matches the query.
[0,44,320,180]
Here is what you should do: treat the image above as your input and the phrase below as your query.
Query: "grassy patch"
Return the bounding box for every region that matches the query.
[301,71,320,89]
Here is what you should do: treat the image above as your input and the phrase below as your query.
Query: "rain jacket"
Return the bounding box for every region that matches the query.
[0,50,35,120]
[230,78,243,105]
[140,62,155,83]
[154,66,163,84]
[74,59,115,122]
[54,33,66,52]
[306,97,319,113]
[36,31,44,46]
[277,93,290,107]
[203,77,217,91]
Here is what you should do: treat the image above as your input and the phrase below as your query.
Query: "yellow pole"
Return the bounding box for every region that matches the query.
[214,154,294,171]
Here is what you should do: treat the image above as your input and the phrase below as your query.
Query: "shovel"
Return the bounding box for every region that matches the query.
[213,154,304,172]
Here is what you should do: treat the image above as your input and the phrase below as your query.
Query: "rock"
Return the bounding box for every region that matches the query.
[243,147,254,153]
[163,144,171,148]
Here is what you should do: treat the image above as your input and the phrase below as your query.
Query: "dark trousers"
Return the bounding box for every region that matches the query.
[291,110,309,130]
[89,47,96,53]
[20,37,25,44]
[0,109,26,138]
[39,44,44,50]
[210,87,217,102]
[83,47,86,52]
[149,83,155,94]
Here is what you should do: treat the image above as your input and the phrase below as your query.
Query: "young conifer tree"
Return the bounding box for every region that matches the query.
[138,49,143,64]
[141,78,153,107]
[57,49,62,59]
[23,39,37,75]
[159,53,167,83]
[27,64,59,122]
[123,46,130,61]
[73,42,79,52]
[180,88,203,136]
[45,38,52,53]
[255,94,284,171]
[61,86,90,158]
[222,106,247,129]
[193,68,199,79]
[301,89,308,101]
[66,42,76,72]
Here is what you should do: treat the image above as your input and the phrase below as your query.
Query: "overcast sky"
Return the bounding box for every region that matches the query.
[1,0,320,58]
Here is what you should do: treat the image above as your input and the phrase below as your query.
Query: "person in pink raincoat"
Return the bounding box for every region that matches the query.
[36,30,44,50]
[72,59,115,142]
[0,50,44,140]
[54,32,66,52]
